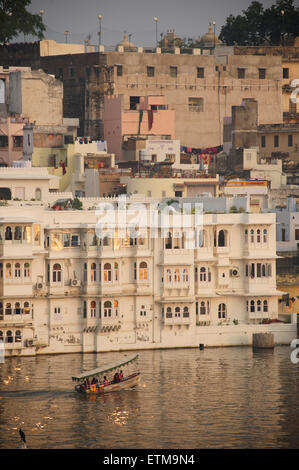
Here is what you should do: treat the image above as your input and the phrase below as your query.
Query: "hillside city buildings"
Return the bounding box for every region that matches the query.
[0,30,299,356]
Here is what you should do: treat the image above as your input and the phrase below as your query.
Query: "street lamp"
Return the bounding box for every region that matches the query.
[64,30,70,43]
[281,10,285,46]
[39,9,45,40]
[154,17,158,48]
[212,21,216,51]
[98,14,102,46]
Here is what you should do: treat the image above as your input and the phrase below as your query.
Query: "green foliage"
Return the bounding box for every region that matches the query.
[0,0,46,44]
[72,198,83,210]
[219,0,299,46]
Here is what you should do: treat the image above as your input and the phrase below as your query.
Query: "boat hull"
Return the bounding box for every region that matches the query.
[75,372,140,394]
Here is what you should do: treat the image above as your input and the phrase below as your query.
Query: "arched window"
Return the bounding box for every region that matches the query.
[174,268,180,282]
[0,302,3,320]
[262,264,266,277]
[200,301,206,315]
[103,263,112,282]
[84,263,87,282]
[183,306,189,317]
[114,299,119,316]
[166,307,172,318]
[24,262,30,278]
[23,302,30,314]
[5,303,12,315]
[15,302,21,315]
[35,188,42,201]
[5,226,12,241]
[165,268,172,283]
[165,232,172,249]
[114,262,119,281]
[15,330,22,342]
[244,229,248,243]
[257,229,261,243]
[263,229,267,243]
[257,300,262,312]
[104,301,112,317]
[200,267,206,282]
[250,300,255,313]
[175,307,180,317]
[90,300,96,317]
[91,262,97,282]
[0,263,2,278]
[14,226,22,241]
[139,262,148,281]
[182,268,189,283]
[218,230,227,247]
[250,229,254,243]
[15,263,21,278]
[53,263,62,282]
[5,263,12,279]
[0,331,3,342]
[263,300,268,312]
[6,330,13,343]
[218,303,226,319]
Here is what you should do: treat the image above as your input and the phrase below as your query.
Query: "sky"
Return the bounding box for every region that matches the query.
[25,0,276,47]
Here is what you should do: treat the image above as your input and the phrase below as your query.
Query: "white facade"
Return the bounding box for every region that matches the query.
[0,199,295,357]
[0,167,59,201]
[243,147,287,189]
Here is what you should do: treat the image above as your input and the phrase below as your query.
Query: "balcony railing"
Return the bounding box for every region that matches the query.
[0,313,33,324]
[163,313,190,325]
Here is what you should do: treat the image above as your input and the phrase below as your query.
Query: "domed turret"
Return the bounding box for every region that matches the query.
[199,23,221,49]
[116,31,135,51]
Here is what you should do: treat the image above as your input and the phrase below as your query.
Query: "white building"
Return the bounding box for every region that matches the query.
[243,147,287,189]
[0,197,295,357]
[0,166,59,201]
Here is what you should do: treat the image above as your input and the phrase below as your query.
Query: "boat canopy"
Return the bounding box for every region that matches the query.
[71,354,139,382]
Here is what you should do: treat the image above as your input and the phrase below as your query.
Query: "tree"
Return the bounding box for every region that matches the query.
[0,0,46,44]
[219,0,299,46]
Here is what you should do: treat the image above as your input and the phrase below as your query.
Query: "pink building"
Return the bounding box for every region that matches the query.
[0,116,28,165]
[103,94,175,161]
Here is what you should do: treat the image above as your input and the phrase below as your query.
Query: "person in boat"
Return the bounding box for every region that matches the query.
[113,372,120,383]
[83,378,90,389]
[103,376,109,386]
[119,370,124,380]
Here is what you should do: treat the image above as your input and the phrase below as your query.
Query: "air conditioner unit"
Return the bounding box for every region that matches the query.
[36,283,44,289]
[25,339,34,347]
[230,268,240,278]
[71,279,81,286]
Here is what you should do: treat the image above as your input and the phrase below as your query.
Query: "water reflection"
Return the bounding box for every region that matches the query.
[0,347,298,449]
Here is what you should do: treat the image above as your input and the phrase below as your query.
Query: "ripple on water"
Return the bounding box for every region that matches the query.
[0,347,298,448]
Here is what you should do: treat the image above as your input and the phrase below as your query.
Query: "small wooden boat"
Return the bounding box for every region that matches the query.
[72,354,140,394]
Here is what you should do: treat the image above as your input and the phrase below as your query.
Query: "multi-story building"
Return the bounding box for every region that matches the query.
[39,47,283,148]
[0,197,295,357]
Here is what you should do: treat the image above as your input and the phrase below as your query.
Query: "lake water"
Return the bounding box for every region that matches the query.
[0,346,298,449]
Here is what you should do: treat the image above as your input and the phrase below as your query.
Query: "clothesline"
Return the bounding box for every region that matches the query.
[180,145,223,155]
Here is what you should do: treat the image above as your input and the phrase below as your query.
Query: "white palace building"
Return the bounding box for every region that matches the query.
[0,195,296,357]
